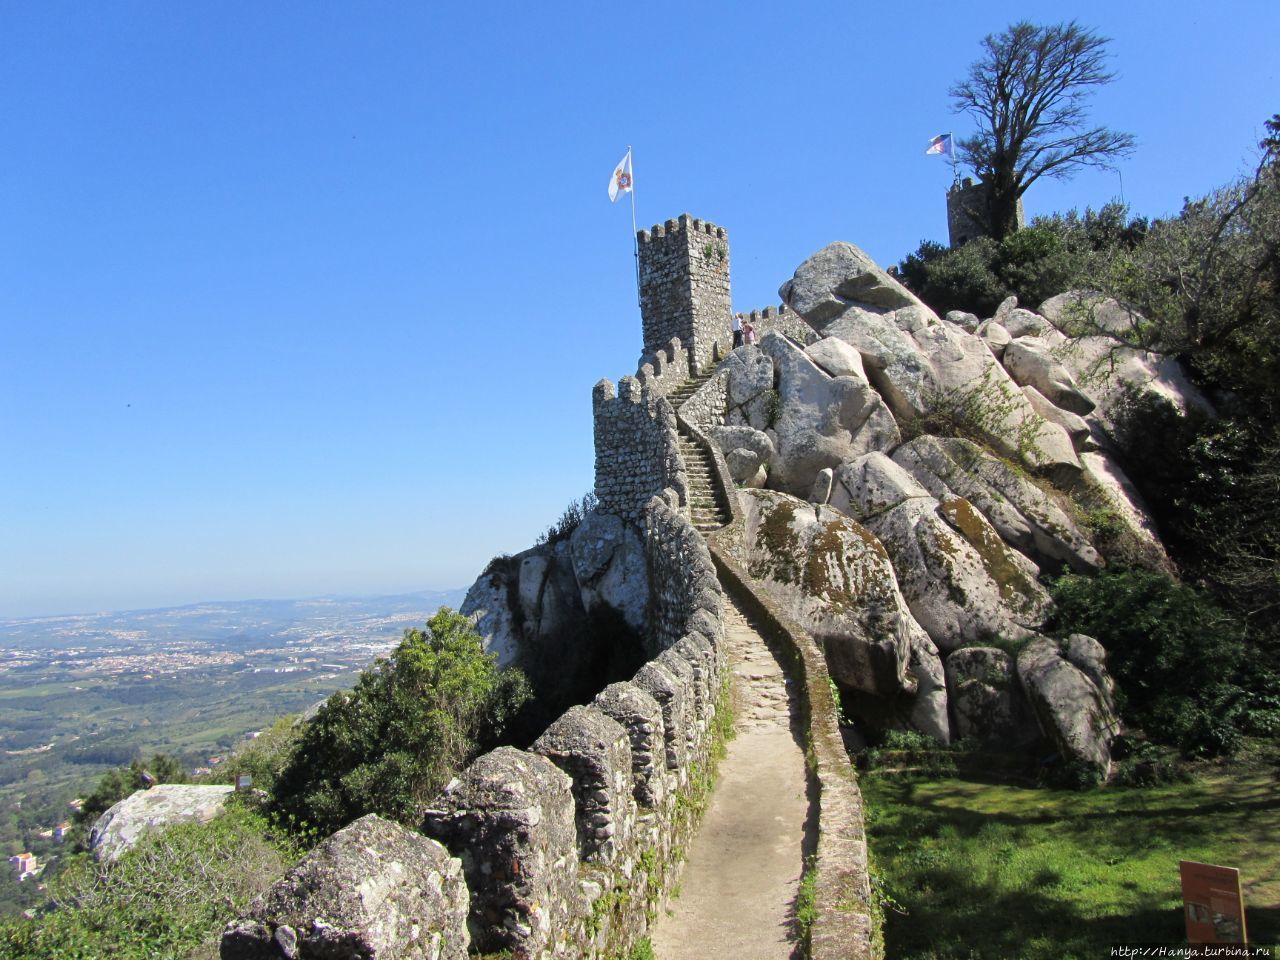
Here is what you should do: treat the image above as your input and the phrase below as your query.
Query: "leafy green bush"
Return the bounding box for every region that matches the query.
[270,607,531,836]
[1109,736,1190,787]
[213,714,303,796]
[536,491,599,546]
[0,799,297,960]
[893,203,1148,318]
[1048,570,1249,755]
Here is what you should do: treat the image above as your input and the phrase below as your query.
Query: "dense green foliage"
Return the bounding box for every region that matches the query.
[1049,571,1254,756]
[270,607,531,836]
[863,763,1280,960]
[212,715,303,797]
[0,799,299,960]
[894,203,1147,316]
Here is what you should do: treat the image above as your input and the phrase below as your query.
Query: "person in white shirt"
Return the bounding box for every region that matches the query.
[731,312,744,349]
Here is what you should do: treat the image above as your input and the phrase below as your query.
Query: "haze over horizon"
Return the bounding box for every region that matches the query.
[3,1,1276,619]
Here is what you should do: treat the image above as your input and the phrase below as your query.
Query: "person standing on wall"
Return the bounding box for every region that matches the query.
[742,318,757,346]
[731,312,743,349]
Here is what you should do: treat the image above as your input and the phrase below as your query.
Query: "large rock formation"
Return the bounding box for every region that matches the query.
[1017,635,1120,777]
[1038,291,1214,433]
[779,242,1082,483]
[739,489,920,702]
[891,435,1101,574]
[758,332,899,497]
[89,784,234,862]
[943,647,1038,748]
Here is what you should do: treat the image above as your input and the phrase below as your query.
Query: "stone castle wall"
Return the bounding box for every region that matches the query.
[638,214,731,373]
[224,492,729,960]
[592,376,687,523]
[224,211,876,960]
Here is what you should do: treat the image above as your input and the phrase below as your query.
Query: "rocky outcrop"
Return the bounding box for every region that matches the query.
[722,345,776,430]
[1039,291,1214,432]
[779,242,1082,482]
[891,436,1101,574]
[907,632,950,743]
[943,647,1037,748]
[877,496,1049,652]
[221,814,469,960]
[831,463,1051,652]
[739,489,924,702]
[569,511,648,631]
[779,240,919,321]
[1002,337,1095,416]
[90,784,233,862]
[709,425,775,487]
[1077,450,1176,573]
[758,332,899,497]
[1017,636,1120,777]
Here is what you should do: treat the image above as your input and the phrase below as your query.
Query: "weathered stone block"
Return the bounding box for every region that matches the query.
[220,814,468,960]
[532,705,635,865]
[422,747,578,957]
[632,660,690,778]
[592,681,668,811]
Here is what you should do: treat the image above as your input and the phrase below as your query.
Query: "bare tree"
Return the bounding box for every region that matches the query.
[952,21,1136,241]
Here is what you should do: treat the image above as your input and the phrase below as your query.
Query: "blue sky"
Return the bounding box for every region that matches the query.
[2,1,1276,618]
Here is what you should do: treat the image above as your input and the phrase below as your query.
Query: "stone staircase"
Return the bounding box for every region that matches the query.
[668,369,732,533]
[665,368,716,408]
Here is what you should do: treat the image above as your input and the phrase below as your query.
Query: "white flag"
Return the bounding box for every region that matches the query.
[607,149,633,203]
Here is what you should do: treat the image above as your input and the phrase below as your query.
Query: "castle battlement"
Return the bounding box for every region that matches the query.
[638,213,728,244]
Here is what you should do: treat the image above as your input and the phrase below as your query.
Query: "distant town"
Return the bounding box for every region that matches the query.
[0,590,465,911]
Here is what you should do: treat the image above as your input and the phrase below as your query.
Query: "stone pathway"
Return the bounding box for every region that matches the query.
[650,592,810,960]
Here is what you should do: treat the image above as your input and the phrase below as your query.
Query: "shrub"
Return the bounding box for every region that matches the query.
[0,799,297,959]
[269,607,531,836]
[536,491,599,546]
[1048,570,1249,755]
[214,714,303,796]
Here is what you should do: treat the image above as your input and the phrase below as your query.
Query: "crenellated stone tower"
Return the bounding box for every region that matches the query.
[637,213,731,374]
[947,177,1025,247]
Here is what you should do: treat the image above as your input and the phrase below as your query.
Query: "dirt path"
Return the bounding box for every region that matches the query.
[650,593,810,960]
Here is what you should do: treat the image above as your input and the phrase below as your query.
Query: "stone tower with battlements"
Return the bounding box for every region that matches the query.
[947,177,1025,248]
[637,213,731,374]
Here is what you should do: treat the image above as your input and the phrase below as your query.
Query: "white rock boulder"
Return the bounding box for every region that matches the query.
[90,784,235,862]
[1017,636,1121,777]
[863,495,1051,653]
[758,332,899,497]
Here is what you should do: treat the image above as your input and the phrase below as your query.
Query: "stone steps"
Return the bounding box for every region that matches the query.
[677,433,730,532]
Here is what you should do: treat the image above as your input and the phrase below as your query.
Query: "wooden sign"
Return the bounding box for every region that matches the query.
[1180,860,1247,944]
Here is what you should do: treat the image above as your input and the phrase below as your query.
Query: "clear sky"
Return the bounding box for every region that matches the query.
[2,1,1276,618]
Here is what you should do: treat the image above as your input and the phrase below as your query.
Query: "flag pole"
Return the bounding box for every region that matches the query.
[628,146,640,309]
[950,131,959,183]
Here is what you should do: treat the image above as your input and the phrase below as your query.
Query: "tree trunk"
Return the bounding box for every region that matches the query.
[985,166,1021,242]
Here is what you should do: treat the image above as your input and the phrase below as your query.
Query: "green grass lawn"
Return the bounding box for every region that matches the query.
[862,755,1280,959]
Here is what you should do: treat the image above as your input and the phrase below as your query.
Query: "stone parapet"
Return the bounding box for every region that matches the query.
[221,815,470,960]
[592,377,687,523]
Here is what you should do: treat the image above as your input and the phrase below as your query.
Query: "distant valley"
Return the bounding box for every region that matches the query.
[0,589,465,912]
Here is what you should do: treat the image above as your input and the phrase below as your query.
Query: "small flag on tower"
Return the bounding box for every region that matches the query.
[608,149,633,203]
[926,133,952,156]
